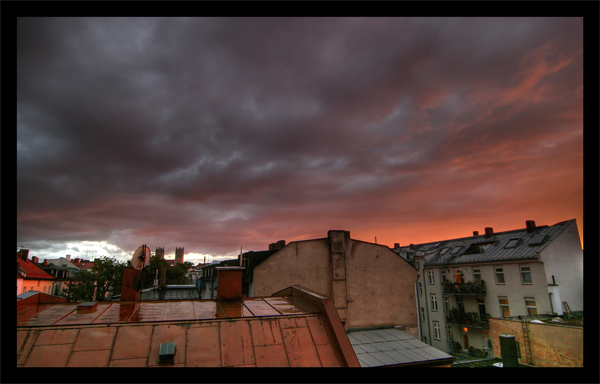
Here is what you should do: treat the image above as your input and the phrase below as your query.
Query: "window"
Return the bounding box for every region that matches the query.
[431,294,438,311]
[441,269,446,283]
[440,247,449,255]
[499,297,510,317]
[37,280,40,287]
[521,266,532,284]
[418,282,423,296]
[428,270,435,284]
[23,287,27,293]
[495,267,505,284]
[443,295,449,311]
[525,297,537,315]
[505,238,519,249]
[473,268,481,281]
[452,246,462,254]
[420,307,426,322]
[416,262,420,270]
[454,270,462,283]
[433,321,441,340]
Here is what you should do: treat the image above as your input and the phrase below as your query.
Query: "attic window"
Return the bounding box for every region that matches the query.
[440,248,449,255]
[451,246,462,254]
[465,242,494,254]
[528,233,547,245]
[505,238,519,249]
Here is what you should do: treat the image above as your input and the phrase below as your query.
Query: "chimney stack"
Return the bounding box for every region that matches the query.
[409,244,415,250]
[66,255,71,261]
[275,240,286,250]
[32,256,39,264]
[485,227,494,238]
[44,259,48,267]
[394,243,400,249]
[473,231,479,236]
[20,249,29,261]
[526,220,536,233]
[216,267,245,301]
[74,258,81,263]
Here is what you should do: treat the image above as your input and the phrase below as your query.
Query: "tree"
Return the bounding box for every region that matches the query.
[63,256,126,302]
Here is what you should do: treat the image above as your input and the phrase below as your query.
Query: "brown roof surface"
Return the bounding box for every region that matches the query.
[16,256,55,280]
[17,286,359,367]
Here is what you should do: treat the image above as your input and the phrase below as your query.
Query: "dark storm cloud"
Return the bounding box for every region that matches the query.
[17,17,583,260]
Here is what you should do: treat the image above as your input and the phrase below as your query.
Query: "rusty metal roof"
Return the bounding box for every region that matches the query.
[17,286,360,367]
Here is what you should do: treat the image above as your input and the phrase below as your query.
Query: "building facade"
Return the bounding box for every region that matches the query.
[396,219,583,357]
[17,250,55,295]
[251,230,419,337]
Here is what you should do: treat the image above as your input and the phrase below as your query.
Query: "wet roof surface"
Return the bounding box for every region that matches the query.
[348,328,453,367]
[17,296,348,367]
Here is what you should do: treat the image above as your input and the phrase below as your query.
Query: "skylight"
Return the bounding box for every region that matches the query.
[451,246,462,254]
[505,238,519,249]
[528,234,547,245]
[440,248,449,255]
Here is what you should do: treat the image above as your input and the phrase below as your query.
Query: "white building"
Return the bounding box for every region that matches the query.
[395,219,583,357]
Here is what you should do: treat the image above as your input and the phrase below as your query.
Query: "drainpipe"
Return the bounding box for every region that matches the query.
[422,267,433,345]
[415,282,421,341]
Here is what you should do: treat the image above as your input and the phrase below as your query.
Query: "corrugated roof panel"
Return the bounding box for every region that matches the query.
[368,351,399,366]
[382,350,413,365]
[356,353,382,367]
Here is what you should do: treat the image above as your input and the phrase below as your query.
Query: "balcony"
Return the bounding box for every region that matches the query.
[445,309,490,329]
[442,280,486,295]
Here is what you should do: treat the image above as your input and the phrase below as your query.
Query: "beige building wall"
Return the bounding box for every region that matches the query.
[252,231,419,337]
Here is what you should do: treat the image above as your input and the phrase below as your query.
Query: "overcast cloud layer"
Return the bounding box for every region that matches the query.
[17,17,583,263]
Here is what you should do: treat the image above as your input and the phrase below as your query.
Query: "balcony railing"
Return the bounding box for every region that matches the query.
[442,280,486,295]
[445,309,490,328]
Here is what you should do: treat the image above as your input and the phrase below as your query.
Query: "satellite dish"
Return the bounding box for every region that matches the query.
[131,244,150,270]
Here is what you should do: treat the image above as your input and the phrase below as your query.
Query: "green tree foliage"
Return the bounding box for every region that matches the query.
[63,256,125,302]
[142,257,194,287]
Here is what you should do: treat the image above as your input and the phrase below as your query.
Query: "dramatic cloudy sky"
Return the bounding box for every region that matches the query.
[17,17,584,264]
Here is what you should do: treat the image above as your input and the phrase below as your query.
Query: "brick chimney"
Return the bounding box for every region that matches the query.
[216,266,245,301]
[275,240,286,250]
[473,231,479,236]
[484,227,494,238]
[74,257,81,263]
[20,249,29,261]
[409,244,415,250]
[526,220,536,233]
[32,256,39,264]
[43,259,48,267]
[394,243,400,249]
[66,255,71,261]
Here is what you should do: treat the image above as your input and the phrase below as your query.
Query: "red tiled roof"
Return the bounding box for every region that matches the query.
[16,285,360,367]
[17,257,54,280]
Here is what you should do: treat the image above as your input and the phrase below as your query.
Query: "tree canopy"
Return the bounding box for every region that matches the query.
[63,256,126,302]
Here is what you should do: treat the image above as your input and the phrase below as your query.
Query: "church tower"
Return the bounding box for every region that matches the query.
[175,247,184,265]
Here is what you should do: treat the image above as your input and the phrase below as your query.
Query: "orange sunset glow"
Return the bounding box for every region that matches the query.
[17,17,584,263]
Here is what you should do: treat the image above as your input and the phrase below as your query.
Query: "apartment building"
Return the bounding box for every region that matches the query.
[395,219,583,356]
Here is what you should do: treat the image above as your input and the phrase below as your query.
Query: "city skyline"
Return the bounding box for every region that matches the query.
[17,17,584,264]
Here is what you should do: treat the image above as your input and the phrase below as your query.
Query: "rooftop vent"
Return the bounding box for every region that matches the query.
[158,342,176,364]
[77,302,98,313]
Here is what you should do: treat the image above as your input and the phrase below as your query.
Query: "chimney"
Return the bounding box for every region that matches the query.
[44,259,48,267]
[269,243,276,251]
[485,227,494,238]
[394,243,400,249]
[20,249,29,261]
[32,256,39,264]
[216,266,245,301]
[473,231,479,236]
[275,240,286,250]
[409,244,415,250]
[74,258,81,263]
[526,220,536,233]
[66,255,71,261]
[121,267,142,301]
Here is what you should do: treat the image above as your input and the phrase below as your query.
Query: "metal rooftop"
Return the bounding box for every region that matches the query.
[348,327,454,367]
[17,286,360,367]
[417,220,575,267]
